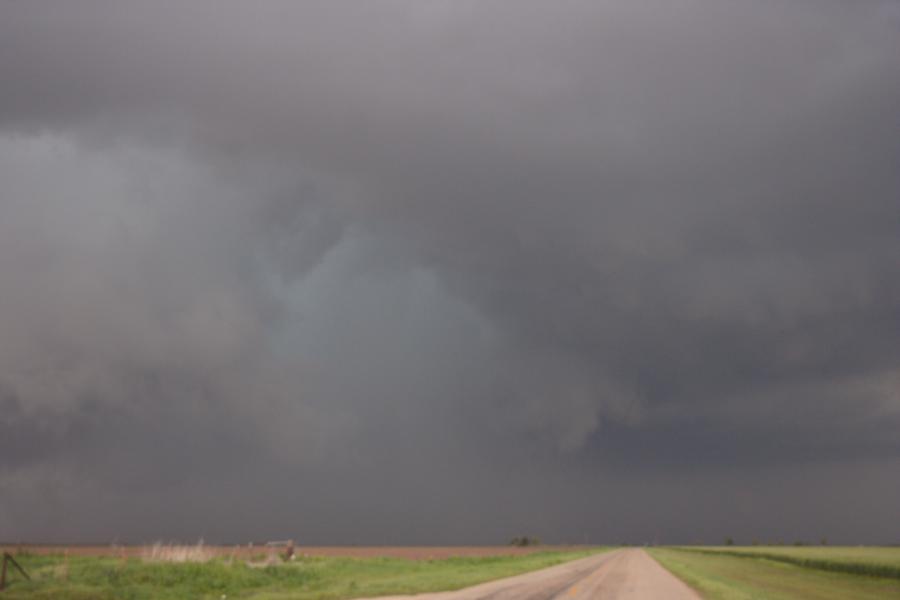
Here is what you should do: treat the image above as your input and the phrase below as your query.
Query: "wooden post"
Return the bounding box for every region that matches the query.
[1,552,30,590]
[284,540,295,561]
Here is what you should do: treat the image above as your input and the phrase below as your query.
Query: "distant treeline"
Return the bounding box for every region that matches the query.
[678,547,900,580]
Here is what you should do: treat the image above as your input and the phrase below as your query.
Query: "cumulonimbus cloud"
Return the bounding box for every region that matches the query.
[1,0,899,544]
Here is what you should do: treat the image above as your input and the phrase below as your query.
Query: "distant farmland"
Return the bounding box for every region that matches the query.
[682,545,900,579]
[4,544,900,599]
[650,546,900,600]
[3,544,585,560]
[0,544,604,599]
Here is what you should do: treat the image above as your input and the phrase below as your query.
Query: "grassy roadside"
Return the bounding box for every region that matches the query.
[679,546,900,579]
[649,547,900,600]
[0,547,608,600]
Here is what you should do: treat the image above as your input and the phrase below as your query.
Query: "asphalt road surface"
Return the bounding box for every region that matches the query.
[363,548,701,600]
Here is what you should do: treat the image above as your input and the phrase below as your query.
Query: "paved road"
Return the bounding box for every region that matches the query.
[362,548,701,600]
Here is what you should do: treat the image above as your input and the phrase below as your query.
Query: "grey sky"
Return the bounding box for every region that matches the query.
[1,1,899,545]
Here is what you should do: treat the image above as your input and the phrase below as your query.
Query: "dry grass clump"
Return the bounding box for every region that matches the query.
[142,541,214,563]
[246,553,283,568]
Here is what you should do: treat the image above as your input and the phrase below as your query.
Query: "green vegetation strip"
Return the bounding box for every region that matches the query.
[0,548,606,600]
[649,547,900,600]
[673,547,900,580]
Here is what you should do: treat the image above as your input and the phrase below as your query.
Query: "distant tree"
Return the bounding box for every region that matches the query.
[724,537,734,546]
[820,537,828,546]
[509,536,541,547]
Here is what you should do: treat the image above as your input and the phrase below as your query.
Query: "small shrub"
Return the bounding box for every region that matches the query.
[508,536,541,547]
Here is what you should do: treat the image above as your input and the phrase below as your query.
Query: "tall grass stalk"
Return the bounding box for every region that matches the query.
[142,541,214,563]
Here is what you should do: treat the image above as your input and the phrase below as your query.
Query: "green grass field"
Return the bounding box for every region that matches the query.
[685,545,900,578]
[0,548,605,600]
[650,547,900,600]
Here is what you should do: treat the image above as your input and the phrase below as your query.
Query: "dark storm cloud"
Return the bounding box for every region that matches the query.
[1,1,899,544]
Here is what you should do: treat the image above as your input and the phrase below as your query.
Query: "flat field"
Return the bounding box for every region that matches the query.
[5,544,583,560]
[0,545,604,600]
[649,547,900,600]
[686,545,900,576]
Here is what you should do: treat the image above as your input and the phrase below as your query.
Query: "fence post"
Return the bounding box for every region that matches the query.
[0,552,30,590]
